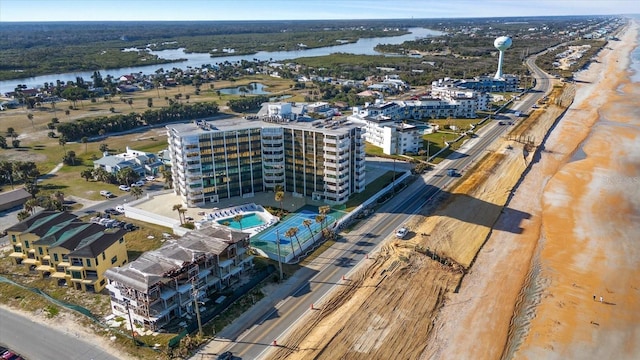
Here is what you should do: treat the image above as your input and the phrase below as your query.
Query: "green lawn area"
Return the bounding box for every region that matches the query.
[345,170,403,211]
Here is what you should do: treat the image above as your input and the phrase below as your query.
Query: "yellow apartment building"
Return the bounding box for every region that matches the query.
[6,211,128,293]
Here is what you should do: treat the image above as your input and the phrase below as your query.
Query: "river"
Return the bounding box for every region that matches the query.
[0,27,441,95]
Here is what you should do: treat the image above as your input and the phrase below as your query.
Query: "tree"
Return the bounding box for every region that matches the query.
[27,113,34,129]
[80,168,93,181]
[172,204,185,224]
[58,135,67,152]
[99,143,109,153]
[12,139,20,148]
[319,205,331,229]
[0,135,6,149]
[127,98,133,108]
[303,219,314,242]
[162,169,173,189]
[65,109,70,120]
[285,228,296,257]
[81,136,89,152]
[288,226,302,254]
[233,214,244,232]
[275,188,284,212]
[7,127,17,139]
[52,191,65,207]
[147,98,153,108]
[24,180,39,198]
[63,150,77,165]
[24,198,39,214]
[116,167,138,186]
[131,186,143,199]
[17,210,31,221]
[315,214,326,232]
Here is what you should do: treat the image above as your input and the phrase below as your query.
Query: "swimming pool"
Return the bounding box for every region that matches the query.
[218,212,266,230]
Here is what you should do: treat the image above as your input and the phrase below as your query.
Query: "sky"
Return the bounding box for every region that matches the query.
[1,0,639,22]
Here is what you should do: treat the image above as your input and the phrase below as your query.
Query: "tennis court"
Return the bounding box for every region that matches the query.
[251,207,343,257]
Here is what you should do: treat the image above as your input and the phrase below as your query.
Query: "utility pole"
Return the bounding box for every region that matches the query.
[192,277,203,337]
[276,229,284,281]
[125,302,136,346]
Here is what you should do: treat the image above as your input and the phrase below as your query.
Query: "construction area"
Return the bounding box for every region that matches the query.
[265,83,576,360]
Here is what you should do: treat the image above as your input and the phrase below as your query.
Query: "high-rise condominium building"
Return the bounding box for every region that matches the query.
[167,116,366,207]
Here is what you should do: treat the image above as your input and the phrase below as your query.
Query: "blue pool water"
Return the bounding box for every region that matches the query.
[218,213,265,229]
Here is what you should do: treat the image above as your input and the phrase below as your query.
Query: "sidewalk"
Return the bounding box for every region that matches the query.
[193,266,318,357]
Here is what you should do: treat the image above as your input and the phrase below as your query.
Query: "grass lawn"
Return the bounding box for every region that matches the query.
[345,170,403,211]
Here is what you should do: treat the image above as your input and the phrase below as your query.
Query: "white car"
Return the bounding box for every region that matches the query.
[145,175,155,182]
[131,181,144,187]
[119,185,131,192]
[396,227,408,239]
[99,190,113,198]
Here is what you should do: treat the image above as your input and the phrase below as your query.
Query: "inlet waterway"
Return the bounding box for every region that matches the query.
[0,27,441,95]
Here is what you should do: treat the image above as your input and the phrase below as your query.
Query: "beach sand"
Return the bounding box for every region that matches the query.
[514,19,640,359]
[422,18,640,360]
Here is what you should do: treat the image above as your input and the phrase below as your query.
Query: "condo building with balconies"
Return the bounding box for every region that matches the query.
[166,109,366,207]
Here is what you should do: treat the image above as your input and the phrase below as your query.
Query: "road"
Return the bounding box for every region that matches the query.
[0,307,120,360]
[206,64,553,359]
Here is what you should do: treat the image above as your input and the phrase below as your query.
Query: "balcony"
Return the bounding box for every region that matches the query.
[323,138,337,145]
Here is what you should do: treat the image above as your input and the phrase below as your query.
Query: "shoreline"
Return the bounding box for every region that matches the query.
[515,18,640,358]
[420,18,639,360]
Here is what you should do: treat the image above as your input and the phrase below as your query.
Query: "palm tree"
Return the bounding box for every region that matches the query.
[52,190,64,204]
[81,136,89,153]
[80,168,93,181]
[315,214,325,232]
[303,219,314,242]
[172,204,185,224]
[319,205,330,229]
[275,191,284,212]
[288,226,302,254]
[24,198,39,215]
[58,135,67,153]
[233,214,244,232]
[17,210,30,221]
[285,228,296,257]
[131,186,143,199]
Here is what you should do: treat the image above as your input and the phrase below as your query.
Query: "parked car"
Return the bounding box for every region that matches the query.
[104,208,121,215]
[119,185,131,192]
[217,351,233,360]
[123,223,138,231]
[395,227,408,239]
[115,205,125,213]
[131,180,144,187]
[99,190,113,198]
[145,175,155,182]
[1,350,16,360]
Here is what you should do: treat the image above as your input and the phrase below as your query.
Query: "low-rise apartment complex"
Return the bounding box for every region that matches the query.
[167,107,366,207]
[104,226,253,330]
[6,211,129,293]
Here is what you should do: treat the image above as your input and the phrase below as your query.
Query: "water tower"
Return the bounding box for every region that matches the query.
[494,36,512,79]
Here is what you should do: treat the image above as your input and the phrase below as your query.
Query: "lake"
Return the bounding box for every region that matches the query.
[218,82,270,95]
[0,27,442,94]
